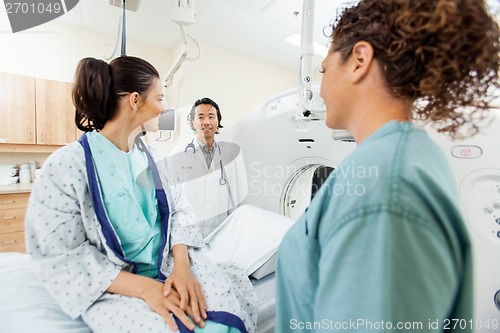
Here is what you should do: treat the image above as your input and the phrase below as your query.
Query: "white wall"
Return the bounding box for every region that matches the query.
[177,41,296,123]
[0,21,296,166]
[0,21,172,82]
[151,41,296,154]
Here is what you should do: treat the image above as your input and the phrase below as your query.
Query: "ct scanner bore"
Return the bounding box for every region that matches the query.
[280,164,334,219]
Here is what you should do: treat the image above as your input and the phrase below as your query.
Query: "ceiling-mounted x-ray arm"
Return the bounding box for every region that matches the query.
[163,24,190,86]
[297,0,327,119]
[163,0,200,90]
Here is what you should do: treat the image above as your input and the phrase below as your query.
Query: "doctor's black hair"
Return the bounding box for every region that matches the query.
[187,97,224,133]
[73,56,160,132]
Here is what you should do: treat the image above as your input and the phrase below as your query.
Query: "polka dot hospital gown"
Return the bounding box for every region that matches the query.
[24,141,258,333]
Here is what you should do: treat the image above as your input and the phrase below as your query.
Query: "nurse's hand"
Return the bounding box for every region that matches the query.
[164,245,208,328]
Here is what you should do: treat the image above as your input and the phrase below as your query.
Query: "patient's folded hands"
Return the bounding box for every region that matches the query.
[165,244,208,328]
[162,286,206,332]
[133,276,193,331]
[163,268,207,327]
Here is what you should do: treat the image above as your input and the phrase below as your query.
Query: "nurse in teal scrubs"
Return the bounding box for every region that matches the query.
[275,1,500,332]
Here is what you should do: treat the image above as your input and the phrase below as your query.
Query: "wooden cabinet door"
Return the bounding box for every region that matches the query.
[35,78,76,145]
[0,73,36,144]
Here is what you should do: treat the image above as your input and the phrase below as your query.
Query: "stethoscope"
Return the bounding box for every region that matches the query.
[185,138,227,185]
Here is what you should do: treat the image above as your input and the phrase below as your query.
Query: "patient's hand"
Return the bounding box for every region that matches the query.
[164,244,208,328]
[108,271,196,331]
[141,278,196,331]
[164,267,207,327]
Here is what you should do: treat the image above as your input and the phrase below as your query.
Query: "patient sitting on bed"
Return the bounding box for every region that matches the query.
[24,55,257,333]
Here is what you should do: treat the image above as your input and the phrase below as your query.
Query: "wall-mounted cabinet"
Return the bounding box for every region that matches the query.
[35,78,77,145]
[0,73,36,144]
[0,73,77,147]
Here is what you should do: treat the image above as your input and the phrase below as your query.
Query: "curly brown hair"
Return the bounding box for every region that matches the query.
[329,0,500,138]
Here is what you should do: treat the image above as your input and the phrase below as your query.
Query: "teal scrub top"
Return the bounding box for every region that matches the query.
[87,131,162,277]
[275,121,472,332]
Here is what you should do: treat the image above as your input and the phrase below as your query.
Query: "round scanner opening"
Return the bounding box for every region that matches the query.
[280,164,334,220]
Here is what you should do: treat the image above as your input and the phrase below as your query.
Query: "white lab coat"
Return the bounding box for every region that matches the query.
[168,139,248,238]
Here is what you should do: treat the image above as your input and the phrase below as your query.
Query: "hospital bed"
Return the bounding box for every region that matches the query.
[0,203,286,333]
[0,251,267,333]
[0,252,277,333]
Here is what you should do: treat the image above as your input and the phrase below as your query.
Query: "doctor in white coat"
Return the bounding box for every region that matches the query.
[168,98,248,239]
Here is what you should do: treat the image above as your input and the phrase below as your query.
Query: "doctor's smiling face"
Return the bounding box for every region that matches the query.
[192,103,219,145]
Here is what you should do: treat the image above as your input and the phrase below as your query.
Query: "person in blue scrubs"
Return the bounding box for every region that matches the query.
[275,0,500,332]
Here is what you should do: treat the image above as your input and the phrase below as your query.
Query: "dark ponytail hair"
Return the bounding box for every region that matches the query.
[73,56,160,132]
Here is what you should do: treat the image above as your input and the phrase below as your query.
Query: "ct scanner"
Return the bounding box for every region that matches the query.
[220,85,500,332]
[220,89,355,220]
[429,116,500,331]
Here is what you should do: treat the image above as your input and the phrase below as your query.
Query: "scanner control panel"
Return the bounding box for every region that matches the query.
[460,170,500,248]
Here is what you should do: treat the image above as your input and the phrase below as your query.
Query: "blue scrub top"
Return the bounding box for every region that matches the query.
[275,121,472,332]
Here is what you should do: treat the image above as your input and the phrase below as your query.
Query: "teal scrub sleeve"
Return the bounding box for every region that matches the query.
[315,208,468,333]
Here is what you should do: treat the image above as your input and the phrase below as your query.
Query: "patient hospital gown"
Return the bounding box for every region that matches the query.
[275,121,472,332]
[25,134,257,333]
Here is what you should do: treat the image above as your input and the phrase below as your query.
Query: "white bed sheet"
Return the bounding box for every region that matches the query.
[202,204,293,279]
[0,252,275,333]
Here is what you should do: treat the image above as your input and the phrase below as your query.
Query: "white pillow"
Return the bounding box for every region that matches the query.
[201,204,294,277]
